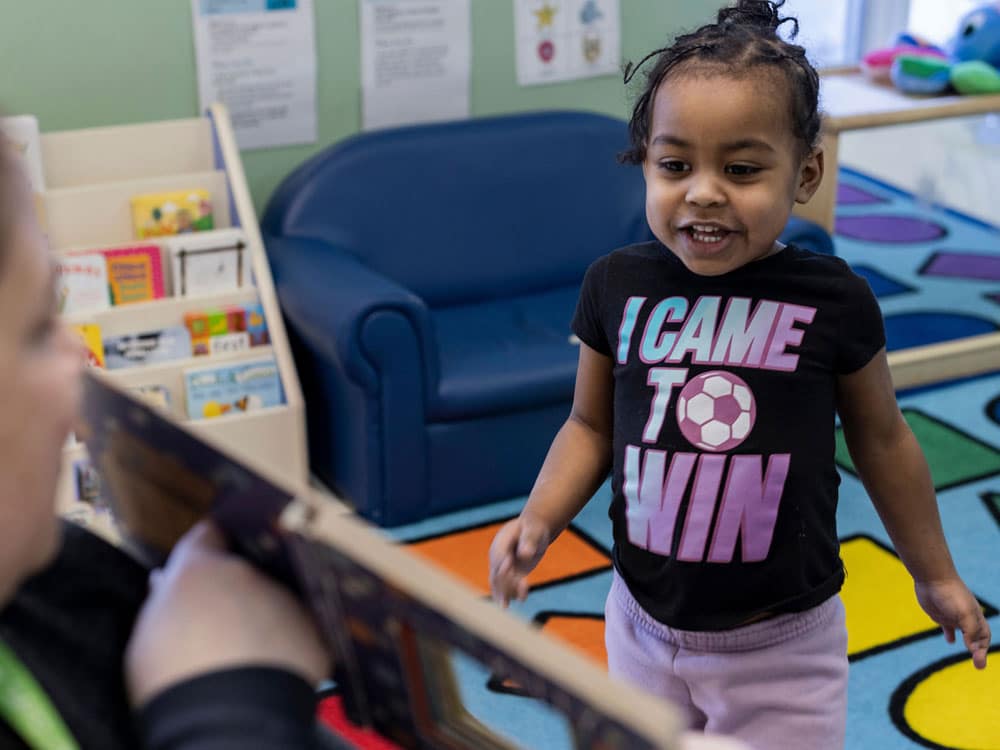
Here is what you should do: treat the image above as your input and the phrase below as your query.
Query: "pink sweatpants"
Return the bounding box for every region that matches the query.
[605,573,848,750]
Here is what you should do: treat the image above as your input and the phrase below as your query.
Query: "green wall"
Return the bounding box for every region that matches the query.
[0,1,717,212]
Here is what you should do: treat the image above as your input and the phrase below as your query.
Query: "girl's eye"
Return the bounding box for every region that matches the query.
[727,164,761,177]
[659,160,689,174]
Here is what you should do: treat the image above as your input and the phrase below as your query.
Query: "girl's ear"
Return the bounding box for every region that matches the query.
[794,147,825,204]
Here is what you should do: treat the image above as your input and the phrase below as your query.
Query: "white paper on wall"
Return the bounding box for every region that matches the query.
[191,0,318,150]
[514,0,621,86]
[360,0,471,130]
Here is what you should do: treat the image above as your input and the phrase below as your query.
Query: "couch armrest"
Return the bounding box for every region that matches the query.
[265,234,436,522]
[264,235,438,397]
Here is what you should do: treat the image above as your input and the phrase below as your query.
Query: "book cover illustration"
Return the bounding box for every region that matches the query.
[72,323,105,368]
[184,304,260,355]
[131,189,214,239]
[56,253,111,315]
[184,357,284,419]
[103,245,166,305]
[103,325,192,370]
[73,458,103,507]
[1,114,45,192]
[127,384,172,413]
[166,228,247,297]
[245,301,270,346]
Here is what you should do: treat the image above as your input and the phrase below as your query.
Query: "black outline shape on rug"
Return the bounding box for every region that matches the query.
[986,394,1000,428]
[888,643,1000,750]
[487,611,605,697]
[840,534,998,663]
[836,408,1000,491]
[918,250,1000,282]
[850,263,917,299]
[981,491,1000,529]
[834,214,949,243]
[985,291,1000,307]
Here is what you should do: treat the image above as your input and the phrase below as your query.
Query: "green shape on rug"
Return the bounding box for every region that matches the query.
[836,409,1000,490]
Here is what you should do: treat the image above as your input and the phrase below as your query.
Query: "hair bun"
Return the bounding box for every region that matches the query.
[717,0,796,37]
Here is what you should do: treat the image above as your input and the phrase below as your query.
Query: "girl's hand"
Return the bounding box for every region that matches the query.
[915,578,991,669]
[488,516,551,607]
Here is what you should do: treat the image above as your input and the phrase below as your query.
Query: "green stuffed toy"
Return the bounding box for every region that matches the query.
[861,3,1000,96]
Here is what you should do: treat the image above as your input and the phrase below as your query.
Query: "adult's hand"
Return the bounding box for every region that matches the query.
[125,520,330,707]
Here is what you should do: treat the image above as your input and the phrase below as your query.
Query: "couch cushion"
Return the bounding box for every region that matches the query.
[429,285,582,421]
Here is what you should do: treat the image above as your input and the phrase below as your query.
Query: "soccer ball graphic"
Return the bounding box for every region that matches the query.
[676,371,756,452]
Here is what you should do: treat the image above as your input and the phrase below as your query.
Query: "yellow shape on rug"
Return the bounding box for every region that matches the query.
[840,537,938,657]
[901,658,999,748]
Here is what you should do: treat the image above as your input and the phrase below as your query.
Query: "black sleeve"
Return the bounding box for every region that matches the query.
[0,521,149,750]
[571,255,612,356]
[835,267,887,374]
[138,667,321,750]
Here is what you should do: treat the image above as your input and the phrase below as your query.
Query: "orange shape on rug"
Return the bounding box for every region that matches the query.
[408,521,611,596]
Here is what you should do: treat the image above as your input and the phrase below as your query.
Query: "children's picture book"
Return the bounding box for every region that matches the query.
[77,370,682,750]
[72,323,105,368]
[56,254,111,315]
[165,228,247,297]
[184,303,261,355]
[127,384,172,413]
[184,357,284,419]
[73,458,103,507]
[131,189,214,239]
[244,300,270,346]
[102,245,166,305]
[208,331,250,355]
[103,326,192,370]
[1,114,45,193]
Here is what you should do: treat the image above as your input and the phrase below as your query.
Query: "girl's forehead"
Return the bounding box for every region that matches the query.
[649,69,795,135]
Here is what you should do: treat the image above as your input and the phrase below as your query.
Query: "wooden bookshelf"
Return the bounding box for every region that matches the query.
[47,104,308,534]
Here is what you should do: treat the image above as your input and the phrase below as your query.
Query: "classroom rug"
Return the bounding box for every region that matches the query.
[317,170,1000,750]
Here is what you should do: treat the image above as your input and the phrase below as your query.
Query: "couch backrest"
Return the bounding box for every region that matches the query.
[262,111,652,307]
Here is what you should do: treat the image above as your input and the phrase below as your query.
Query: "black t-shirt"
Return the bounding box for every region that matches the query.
[572,241,885,630]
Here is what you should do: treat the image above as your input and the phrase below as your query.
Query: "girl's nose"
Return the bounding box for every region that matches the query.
[685,173,726,208]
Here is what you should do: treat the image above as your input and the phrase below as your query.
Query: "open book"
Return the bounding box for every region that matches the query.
[78,370,683,750]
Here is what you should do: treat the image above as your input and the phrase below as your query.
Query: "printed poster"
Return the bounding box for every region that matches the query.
[360,0,471,130]
[514,0,620,86]
[191,0,318,150]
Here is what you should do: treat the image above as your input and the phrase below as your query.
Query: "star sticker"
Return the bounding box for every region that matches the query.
[534,3,557,30]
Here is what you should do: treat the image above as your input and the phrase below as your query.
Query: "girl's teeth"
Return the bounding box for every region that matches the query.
[689,227,725,243]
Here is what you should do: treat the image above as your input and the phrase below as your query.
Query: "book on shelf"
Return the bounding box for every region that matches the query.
[102,245,166,305]
[127,384,172,413]
[185,303,260,355]
[104,326,192,370]
[131,189,214,239]
[72,323,105,368]
[165,228,248,297]
[1,114,45,193]
[77,371,681,750]
[56,254,111,315]
[183,356,284,420]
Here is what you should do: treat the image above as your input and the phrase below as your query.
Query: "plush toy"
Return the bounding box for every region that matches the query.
[861,3,1000,96]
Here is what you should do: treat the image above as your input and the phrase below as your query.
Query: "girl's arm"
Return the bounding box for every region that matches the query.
[837,348,990,668]
[489,342,614,605]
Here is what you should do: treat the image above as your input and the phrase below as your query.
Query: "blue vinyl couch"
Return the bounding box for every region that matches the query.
[262,111,833,526]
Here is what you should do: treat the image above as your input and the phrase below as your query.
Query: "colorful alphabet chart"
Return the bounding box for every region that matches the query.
[514,0,620,86]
